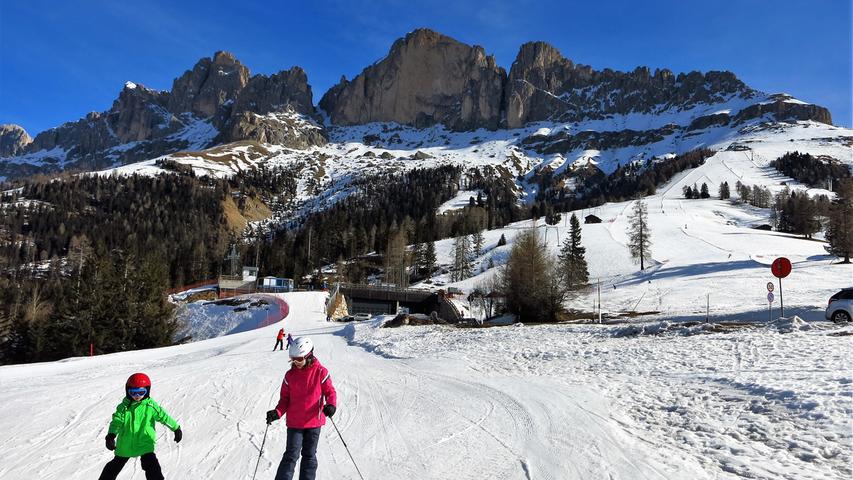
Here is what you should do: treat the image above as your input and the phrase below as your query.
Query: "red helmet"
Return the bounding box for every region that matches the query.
[126,373,151,388]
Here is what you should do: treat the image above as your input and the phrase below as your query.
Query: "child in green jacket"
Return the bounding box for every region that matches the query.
[98,373,183,480]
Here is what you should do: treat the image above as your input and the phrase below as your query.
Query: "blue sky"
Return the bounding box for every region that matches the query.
[1,0,850,135]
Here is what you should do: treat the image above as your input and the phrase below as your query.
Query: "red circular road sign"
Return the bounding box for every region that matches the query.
[771,257,792,278]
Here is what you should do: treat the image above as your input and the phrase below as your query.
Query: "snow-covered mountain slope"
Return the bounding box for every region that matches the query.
[96,109,851,230]
[1,292,849,479]
[427,141,853,322]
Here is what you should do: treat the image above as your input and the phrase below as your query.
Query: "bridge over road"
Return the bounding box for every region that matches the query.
[338,284,439,317]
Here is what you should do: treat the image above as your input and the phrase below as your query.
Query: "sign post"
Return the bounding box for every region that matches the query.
[767,292,774,321]
[770,257,792,318]
[766,283,774,320]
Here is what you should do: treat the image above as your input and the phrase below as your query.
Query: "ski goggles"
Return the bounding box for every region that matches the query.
[127,387,148,397]
[289,354,310,362]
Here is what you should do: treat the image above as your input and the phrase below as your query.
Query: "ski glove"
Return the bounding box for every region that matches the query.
[266,410,279,425]
[105,433,116,451]
[174,428,182,443]
[323,404,336,418]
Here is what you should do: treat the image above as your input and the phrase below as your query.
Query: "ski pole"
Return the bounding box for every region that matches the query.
[330,416,366,480]
[252,423,270,480]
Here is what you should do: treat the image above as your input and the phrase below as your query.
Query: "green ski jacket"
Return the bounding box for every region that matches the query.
[107,397,180,457]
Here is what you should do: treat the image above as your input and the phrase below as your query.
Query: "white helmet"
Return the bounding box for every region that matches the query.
[289,337,314,358]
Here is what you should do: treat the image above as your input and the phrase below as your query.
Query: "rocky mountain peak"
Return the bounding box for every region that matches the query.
[168,51,250,118]
[504,39,757,128]
[320,29,506,130]
[512,41,569,71]
[0,124,32,157]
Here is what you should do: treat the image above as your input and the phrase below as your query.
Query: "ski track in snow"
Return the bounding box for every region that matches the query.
[1,293,851,479]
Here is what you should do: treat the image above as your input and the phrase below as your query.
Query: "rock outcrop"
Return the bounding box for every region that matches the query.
[504,41,754,128]
[733,94,832,125]
[319,29,506,131]
[222,108,327,149]
[218,67,322,145]
[0,124,32,156]
[5,52,324,175]
[168,51,250,119]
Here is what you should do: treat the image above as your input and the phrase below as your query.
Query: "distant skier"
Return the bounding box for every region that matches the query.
[274,328,286,351]
[286,333,294,349]
[98,373,182,480]
[266,337,337,480]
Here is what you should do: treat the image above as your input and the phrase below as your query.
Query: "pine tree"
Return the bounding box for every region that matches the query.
[827,178,853,263]
[627,199,652,270]
[558,214,589,290]
[700,183,710,198]
[735,180,748,202]
[718,181,730,200]
[500,229,565,322]
[472,229,484,257]
[497,234,507,247]
[452,235,472,281]
[423,241,437,276]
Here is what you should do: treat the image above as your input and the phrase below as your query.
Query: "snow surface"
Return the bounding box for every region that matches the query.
[173,294,287,342]
[1,292,850,479]
[437,189,482,214]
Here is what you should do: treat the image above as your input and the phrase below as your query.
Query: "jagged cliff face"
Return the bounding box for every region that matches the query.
[168,51,250,118]
[319,29,506,131]
[505,41,755,127]
[2,51,324,176]
[504,41,757,127]
[504,42,832,128]
[0,125,32,156]
[319,31,832,132]
[1,29,837,180]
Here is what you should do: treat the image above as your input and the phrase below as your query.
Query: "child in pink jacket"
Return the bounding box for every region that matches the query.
[266,336,337,480]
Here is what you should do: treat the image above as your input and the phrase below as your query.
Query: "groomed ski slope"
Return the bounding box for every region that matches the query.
[0,292,701,479]
[1,292,851,479]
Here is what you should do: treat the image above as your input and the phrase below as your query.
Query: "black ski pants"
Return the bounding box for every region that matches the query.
[274,339,284,350]
[275,427,321,480]
[98,453,164,480]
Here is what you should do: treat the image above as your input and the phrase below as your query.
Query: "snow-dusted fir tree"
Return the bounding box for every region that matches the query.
[452,235,472,281]
[627,198,652,270]
[827,178,853,263]
[558,213,589,290]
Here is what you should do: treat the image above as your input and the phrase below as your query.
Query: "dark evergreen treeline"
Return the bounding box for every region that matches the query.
[1,173,231,286]
[0,247,177,364]
[772,151,851,189]
[251,165,523,284]
[534,149,714,213]
[0,173,233,364]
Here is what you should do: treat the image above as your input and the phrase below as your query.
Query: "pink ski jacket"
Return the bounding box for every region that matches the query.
[274,358,337,428]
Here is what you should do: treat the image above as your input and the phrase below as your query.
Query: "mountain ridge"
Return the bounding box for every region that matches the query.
[0,28,836,180]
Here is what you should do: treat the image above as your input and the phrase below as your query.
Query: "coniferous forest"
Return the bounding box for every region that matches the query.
[1,147,848,363]
[0,165,522,363]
